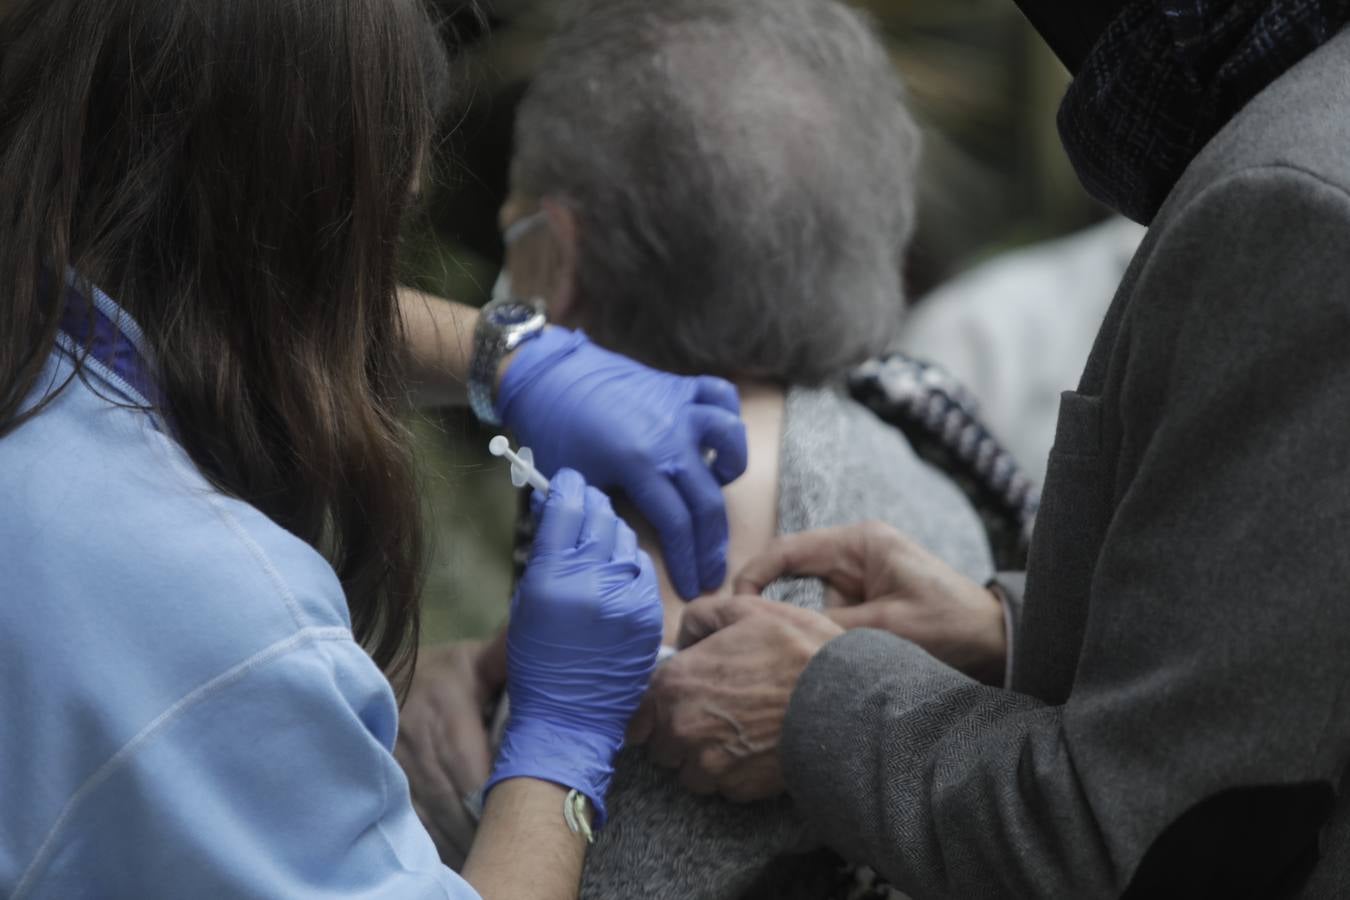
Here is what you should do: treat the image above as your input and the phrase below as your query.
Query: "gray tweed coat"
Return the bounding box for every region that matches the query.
[780,27,1350,899]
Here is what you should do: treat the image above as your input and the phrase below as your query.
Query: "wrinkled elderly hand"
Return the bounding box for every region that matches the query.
[395,635,506,869]
[735,521,1007,685]
[628,595,842,803]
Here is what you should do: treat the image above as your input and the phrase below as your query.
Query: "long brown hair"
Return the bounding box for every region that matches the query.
[0,0,451,686]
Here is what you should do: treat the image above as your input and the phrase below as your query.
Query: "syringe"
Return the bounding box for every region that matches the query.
[488,435,551,493]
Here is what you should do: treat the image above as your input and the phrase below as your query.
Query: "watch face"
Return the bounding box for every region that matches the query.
[488,302,542,328]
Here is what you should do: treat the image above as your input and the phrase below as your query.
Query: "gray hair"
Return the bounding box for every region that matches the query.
[511,0,920,384]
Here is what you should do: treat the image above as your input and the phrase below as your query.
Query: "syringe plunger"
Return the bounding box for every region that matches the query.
[488,435,551,493]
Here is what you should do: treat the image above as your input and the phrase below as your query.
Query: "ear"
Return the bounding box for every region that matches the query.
[540,197,583,327]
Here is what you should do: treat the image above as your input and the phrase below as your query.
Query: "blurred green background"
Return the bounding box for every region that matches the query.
[404,0,1102,645]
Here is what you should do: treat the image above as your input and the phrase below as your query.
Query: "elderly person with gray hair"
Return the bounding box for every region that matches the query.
[397,0,996,897]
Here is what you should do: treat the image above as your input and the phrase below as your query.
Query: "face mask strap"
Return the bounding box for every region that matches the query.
[490,269,513,302]
[494,209,552,302]
[502,209,548,247]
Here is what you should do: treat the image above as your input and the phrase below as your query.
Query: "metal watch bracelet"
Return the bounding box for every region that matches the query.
[468,297,547,426]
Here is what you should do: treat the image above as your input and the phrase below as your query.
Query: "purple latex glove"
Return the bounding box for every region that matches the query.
[499,327,748,599]
[483,469,663,824]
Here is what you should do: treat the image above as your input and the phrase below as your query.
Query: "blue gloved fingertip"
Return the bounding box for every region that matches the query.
[547,467,586,499]
[672,567,701,601]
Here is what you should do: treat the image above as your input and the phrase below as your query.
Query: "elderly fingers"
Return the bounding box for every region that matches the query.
[718,756,786,804]
[676,594,771,649]
[679,746,733,795]
[732,525,868,596]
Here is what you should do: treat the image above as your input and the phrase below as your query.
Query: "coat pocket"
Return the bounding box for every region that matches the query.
[1016,390,1110,703]
[1048,389,1103,458]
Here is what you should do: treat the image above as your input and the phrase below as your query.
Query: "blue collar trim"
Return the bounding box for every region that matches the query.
[55,274,162,410]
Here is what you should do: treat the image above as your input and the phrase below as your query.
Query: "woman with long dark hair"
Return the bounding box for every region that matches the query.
[0,0,745,896]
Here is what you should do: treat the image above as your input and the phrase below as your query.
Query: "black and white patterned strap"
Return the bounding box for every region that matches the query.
[848,353,1040,570]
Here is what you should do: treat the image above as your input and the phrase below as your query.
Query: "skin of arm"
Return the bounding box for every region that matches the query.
[398,286,479,408]
[462,778,589,900]
[394,628,509,867]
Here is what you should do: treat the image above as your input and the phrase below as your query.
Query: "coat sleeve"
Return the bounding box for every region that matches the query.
[780,165,1350,899]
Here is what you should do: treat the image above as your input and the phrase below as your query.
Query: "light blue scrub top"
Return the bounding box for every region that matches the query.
[0,291,478,898]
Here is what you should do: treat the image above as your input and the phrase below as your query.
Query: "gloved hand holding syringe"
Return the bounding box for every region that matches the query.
[479,438,665,831]
[490,435,680,667]
[495,329,747,599]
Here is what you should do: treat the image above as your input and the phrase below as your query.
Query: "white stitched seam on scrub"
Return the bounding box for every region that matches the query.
[10,626,355,898]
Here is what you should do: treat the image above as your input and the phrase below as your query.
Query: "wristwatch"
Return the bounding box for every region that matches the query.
[469,296,547,426]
